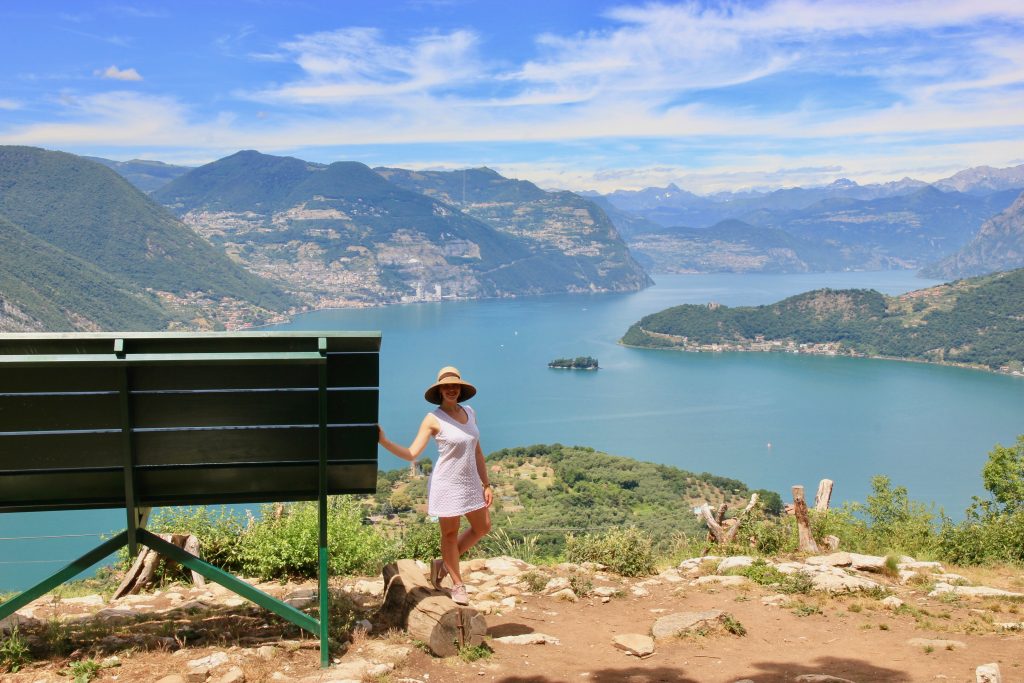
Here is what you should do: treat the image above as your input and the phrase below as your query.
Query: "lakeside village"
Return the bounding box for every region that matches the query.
[632,327,1024,378]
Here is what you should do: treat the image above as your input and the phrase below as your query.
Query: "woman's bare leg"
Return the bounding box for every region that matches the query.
[438,507,492,586]
[457,506,492,555]
[438,516,464,585]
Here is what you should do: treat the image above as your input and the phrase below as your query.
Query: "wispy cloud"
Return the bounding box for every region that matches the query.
[247,27,484,104]
[5,1,1024,191]
[96,65,143,81]
[0,99,22,110]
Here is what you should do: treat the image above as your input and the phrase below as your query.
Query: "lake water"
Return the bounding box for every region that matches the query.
[3,271,1022,592]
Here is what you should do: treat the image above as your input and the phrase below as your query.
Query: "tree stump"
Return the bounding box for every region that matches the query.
[814,479,834,512]
[792,486,820,553]
[378,559,486,657]
[112,533,205,600]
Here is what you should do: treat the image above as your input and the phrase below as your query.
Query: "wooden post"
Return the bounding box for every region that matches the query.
[814,479,834,512]
[792,486,819,553]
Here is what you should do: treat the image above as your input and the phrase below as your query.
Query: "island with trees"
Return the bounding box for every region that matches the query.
[548,356,599,370]
[621,267,1024,375]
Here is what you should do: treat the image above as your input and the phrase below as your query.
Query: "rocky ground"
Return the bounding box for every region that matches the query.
[2,552,1023,683]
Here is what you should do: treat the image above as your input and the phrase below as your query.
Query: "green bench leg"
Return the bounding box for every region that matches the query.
[0,531,128,621]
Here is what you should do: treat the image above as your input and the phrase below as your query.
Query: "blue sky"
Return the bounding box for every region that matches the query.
[1,0,1023,193]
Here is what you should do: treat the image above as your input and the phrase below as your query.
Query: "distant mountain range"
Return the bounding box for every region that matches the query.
[590,167,1024,277]
[622,267,1024,373]
[153,152,649,308]
[0,146,292,332]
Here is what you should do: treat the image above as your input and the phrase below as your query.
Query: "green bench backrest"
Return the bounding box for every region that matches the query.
[0,332,380,512]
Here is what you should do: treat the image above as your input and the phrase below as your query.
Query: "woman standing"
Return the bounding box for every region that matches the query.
[378,366,493,605]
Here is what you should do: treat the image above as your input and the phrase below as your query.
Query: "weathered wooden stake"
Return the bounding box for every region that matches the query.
[792,485,820,553]
[814,479,834,512]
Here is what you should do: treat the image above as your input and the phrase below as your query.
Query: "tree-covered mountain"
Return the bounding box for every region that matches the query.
[0,146,293,330]
[375,166,652,293]
[86,157,192,193]
[0,215,170,331]
[155,152,650,307]
[622,268,1024,372]
[923,191,1024,279]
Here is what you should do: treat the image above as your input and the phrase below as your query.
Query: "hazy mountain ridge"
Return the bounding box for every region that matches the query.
[155,152,650,308]
[0,147,293,331]
[86,157,192,193]
[622,268,1024,372]
[923,191,1024,279]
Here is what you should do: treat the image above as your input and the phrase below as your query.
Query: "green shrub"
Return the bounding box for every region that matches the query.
[399,519,441,562]
[565,527,654,577]
[66,659,101,683]
[483,528,539,563]
[520,570,549,592]
[0,627,31,673]
[147,505,247,569]
[735,559,814,594]
[240,498,397,579]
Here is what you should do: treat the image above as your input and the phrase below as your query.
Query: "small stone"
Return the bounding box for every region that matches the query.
[354,619,373,633]
[811,572,881,594]
[592,586,618,598]
[612,634,655,658]
[651,610,726,639]
[550,588,578,602]
[881,596,903,609]
[691,575,750,587]
[976,662,1002,683]
[928,583,1024,598]
[544,577,571,593]
[155,676,188,683]
[59,594,105,607]
[906,638,967,650]
[761,594,788,606]
[492,633,560,645]
[996,622,1023,631]
[717,556,754,573]
[353,579,384,597]
[213,666,246,683]
[805,552,852,567]
[257,645,279,660]
[188,651,231,670]
[366,663,395,677]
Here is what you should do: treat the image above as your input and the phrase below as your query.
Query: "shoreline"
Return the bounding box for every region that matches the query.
[619,333,1024,379]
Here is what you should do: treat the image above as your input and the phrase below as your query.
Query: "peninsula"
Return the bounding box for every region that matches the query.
[621,268,1024,375]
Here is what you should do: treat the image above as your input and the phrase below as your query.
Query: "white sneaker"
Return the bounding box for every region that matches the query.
[450,583,469,606]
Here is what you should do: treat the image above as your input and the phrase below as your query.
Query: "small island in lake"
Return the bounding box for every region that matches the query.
[549,356,599,370]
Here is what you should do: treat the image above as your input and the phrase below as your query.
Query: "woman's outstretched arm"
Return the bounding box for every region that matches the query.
[378,414,438,462]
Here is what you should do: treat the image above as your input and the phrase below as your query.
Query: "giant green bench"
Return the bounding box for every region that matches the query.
[0,331,380,667]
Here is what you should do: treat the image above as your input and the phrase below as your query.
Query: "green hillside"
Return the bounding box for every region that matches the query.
[154,151,648,306]
[622,268,1024,372]
[924,191,1024,279]
[0,215,170,331]
[378,443,780,555]
[377,166,652,292]
[0,147,293,320]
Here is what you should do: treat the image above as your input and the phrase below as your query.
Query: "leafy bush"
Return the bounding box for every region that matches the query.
[484,528,539,564]
[398,519,441,562]
[734,559,814,594]
[239,498,397,579]
[0,627,31,673]
[147,505,247,569]
[565,526,654,577]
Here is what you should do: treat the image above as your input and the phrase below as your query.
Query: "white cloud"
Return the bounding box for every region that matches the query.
[96,65,143,81]
[249,27,483,104]
[0,99,22,110]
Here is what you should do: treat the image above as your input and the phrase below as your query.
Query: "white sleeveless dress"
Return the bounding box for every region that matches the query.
[427,405,486,518]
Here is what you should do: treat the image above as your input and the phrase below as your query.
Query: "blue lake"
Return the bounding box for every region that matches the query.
[3,271,1022,591]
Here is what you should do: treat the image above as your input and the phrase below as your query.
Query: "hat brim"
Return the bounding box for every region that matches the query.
[424,380,477,405]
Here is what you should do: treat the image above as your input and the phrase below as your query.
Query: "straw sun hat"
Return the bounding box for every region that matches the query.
[424,366,477,405]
